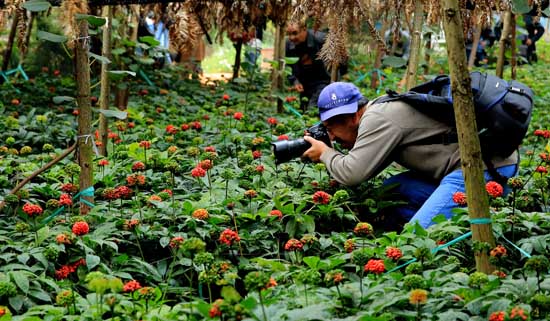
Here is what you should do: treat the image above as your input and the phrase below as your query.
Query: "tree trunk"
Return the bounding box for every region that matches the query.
[423,32,432,74]
[496,10,512,78]
[441,0,495,274]
[130,5,140,42]
[405,1,424,90]
[75,13,94,215]
[467,25,482,69]
[21,12,35,62]
[99,5,113,156]
[2,12,19,71]
[510,14,517,80]
[271,23,285,113]
[232,39,242,80]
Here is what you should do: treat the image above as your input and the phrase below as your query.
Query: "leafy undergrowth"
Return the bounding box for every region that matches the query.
[0,58,549,321]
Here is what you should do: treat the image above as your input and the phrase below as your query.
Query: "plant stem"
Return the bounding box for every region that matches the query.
[258,290,268,321]
[135,231,145,261]
[304,283,308,306]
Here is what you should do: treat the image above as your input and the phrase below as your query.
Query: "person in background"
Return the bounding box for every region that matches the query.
[521,14,545,64]
[285,20,347,111]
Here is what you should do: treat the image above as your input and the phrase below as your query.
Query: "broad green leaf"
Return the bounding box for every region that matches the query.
[221,286,242,302]
[137,57,155,65]
[36,225,49,245]
[139,36,160,46]
[111,48,126,55]
[96,108,127,120]
[22,0,51,12]
[86,254,101,270]
[75,14,106,27]
[10,271,29,294]
[302,256,320,270]
[28,289,52,302]
[159,236,170,248]
[88,52,111,65]
[107,70,136,81]
[16,253,29,265]
[512,0,531,13]
[382,55,407,68]
[9,294,25,311]
[53,96,75,104]
[37,30,67,43]
[233,77,248,84]
[284,57,299,64]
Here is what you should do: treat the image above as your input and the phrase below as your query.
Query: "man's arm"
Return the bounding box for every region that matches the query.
[317,112,403,186]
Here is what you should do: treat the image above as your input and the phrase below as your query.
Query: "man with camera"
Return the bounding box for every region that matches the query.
[300,82,518,229]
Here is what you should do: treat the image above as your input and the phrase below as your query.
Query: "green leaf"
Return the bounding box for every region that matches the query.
[302,256,320,270]
[382,55,407,68]
[96,108,128,120]
[512,0,531,13]
[111,48,126,55]
[10,271,29,294]
[233,77,249,84]
[37,30,67,43]
[52,96,75,104]
[159,236,170,248]
[107,70,136,81]
[221,286,242,302]
[75,14,106,27]
[137,57,155,65]
[284,57,299,64]
[319,237,333,250]
[240,296,257,310]
[88,52,111,65]
[86,254,101,270]
[28,289,52,302]
[22,0,51,12]
[36,225,49,245]
[139,36,160,46]
[17,253,29,265]
[9,294,25,311]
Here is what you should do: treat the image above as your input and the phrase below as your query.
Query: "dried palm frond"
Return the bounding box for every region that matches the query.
[168,3,203,57]
[59,0,89,48]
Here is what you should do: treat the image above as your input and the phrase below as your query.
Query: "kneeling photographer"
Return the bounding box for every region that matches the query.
[299,82,518,229]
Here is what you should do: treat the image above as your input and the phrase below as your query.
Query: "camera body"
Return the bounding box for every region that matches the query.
[272,123,331,164]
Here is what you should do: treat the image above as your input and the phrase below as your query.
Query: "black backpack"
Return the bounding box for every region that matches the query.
[374,71,534,182]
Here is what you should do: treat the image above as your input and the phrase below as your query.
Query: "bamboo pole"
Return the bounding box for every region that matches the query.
[99,5,113,156]
[405,1,424,90]
[441,0,495,274]
[75,11,94,215]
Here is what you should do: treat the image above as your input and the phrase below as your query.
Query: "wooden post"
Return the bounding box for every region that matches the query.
[99,5,113,156]
[2,12,19,71]
[496,10,512,78]
[467,25,482,69]
[405,1,424,90]
[441,0,495,274]
[75,12,94,215]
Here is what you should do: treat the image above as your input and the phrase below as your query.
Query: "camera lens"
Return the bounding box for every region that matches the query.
[272,139,311,164]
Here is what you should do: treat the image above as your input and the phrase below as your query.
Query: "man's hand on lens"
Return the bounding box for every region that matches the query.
[302,136,329,162]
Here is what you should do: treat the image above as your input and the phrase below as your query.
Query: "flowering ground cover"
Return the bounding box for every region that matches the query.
[1,60,550,321]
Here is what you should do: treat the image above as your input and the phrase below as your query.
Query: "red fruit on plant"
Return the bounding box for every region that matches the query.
[11,99,20,105]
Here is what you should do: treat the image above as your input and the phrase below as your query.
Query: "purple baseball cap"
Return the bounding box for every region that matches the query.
[317,82,364,121]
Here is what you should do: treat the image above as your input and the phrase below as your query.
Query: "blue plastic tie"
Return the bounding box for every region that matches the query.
[469,218,492,225]
[41,186,95,224]
[283,102,303,118]
[138,69,155,87]
[500,233,532,259]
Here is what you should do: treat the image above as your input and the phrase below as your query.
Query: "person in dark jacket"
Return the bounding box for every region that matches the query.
[521,14,545,63]
[285,21,346,110]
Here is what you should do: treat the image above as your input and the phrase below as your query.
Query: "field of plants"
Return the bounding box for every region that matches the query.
[1,1,550,320]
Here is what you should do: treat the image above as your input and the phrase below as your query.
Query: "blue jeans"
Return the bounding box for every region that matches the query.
[383,164,517,228]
